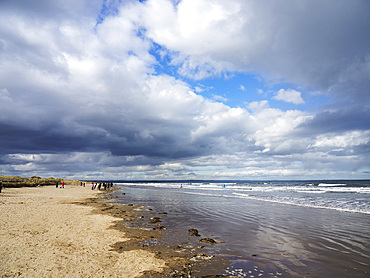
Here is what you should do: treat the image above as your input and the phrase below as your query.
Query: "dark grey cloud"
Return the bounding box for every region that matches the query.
[0,0,101,21]
[298,105,370,135]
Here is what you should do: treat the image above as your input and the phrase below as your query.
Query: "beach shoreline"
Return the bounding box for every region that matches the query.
[0,184,229,278]
[112,182,370,278]
[2,182,369,277]
[100,189,231,277]
[0,184,169,277]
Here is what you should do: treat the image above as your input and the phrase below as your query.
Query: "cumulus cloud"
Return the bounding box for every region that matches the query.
[0,0,369,180]
[140,0,370,100]
[273,89,304,104]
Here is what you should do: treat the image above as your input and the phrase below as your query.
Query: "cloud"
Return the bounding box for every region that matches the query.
[310,131,369,149]
[273,89,304,104]
[140,0,370,101]
[0,0,368,180]
[212,94,228,102]
[297,106,370,134]
[194,86,204,93]
[247,100,269,113]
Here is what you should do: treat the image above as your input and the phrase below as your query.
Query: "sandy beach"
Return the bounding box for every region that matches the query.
[0,185,166,278]
[3,182,368,277]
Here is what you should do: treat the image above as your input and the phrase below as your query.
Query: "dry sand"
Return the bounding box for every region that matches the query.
[0,185,166,277]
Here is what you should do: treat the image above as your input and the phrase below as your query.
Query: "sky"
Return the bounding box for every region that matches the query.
[0,0,369,181]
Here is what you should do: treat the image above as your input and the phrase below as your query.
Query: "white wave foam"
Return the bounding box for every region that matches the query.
[317,183,347,187]
[232,193,370,215]
[178,191,370,214]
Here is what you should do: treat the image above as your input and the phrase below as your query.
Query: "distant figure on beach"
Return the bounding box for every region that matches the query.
[62,181,64,188]
[91,183,94,190]
[0,181,3,193]
[56,182,58,188]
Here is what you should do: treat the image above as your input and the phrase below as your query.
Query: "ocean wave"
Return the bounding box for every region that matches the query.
[317,183,347,187]
[232,192,370,215]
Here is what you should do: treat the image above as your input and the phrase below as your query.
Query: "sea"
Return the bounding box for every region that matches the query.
[111,180,370,277]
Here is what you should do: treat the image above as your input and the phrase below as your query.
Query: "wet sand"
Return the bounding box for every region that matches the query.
[112,184,370,278]
[0,185,167,277]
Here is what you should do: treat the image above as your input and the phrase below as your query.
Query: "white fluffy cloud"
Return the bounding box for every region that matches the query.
[139,0,370,99]
[273,89,304,104]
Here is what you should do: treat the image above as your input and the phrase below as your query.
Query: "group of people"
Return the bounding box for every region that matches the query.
[91,182,113,191]
[0,180,114,193]
[55,181,65,188]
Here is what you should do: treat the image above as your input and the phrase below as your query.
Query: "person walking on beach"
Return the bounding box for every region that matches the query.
[0,181,3,193]
[56,181,58,188]
[61,181,64,188]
